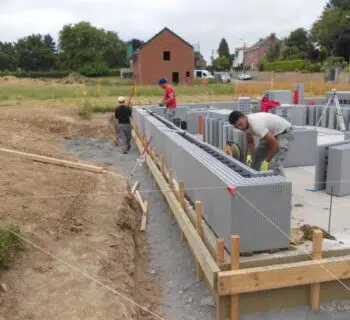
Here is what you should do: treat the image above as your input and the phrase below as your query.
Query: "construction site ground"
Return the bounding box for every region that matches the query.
[1,106,350,320]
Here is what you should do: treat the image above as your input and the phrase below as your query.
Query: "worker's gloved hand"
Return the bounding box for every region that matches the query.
[246,154,253,166]
[159,102,165,107]
[260,160,270,171]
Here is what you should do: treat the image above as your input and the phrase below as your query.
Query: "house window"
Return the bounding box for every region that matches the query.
[186,71,190,77]
[163,51,171,61]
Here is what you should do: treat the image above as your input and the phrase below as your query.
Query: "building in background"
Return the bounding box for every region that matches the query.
[232,47,244,68]
[131,27,194,85]
[244,33,279,70]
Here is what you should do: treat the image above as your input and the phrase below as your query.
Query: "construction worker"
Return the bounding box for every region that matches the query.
[115,96,132,154]
[158,78,176,122]
[228,111,294,176]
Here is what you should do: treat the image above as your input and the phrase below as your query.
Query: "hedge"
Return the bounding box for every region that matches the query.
[0,69,121,78]
[260,60,306,72]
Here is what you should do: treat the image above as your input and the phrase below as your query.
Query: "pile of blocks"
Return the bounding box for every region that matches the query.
[314,139,350,197]
[133,107,292,253]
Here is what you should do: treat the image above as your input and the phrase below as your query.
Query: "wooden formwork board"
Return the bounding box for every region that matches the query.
[0,147,104,173]
[131,125,350,319]
[132,130,220,288]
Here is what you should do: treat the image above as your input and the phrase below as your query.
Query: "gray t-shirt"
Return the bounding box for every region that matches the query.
[246,113,292,140]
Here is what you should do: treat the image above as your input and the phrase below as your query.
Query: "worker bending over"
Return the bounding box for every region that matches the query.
[228,111,294,176]
[158,78,176,122]
[115,96,132,154]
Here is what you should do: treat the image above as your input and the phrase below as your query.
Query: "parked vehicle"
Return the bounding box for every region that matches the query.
[194,69,214,79]
[238,73,252,81]
[214,72,231,83]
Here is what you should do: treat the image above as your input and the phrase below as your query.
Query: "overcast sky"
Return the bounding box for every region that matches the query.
[0,0,328,62]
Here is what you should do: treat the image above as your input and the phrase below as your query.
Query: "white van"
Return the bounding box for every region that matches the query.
[194,69,214,79]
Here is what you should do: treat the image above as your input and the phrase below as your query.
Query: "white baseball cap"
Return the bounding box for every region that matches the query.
[118,96,126,103]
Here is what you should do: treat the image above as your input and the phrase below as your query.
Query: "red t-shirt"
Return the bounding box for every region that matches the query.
[164,85,176,108]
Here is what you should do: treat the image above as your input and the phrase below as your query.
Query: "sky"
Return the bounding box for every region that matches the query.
[0,0,328,62]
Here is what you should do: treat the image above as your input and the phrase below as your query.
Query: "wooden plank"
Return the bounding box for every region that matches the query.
[0,147,104,173]
[130,181,139,195]
[140,201,148,231]
[196,201,204,281]
[132,130,220,288]
[230,236,240,320]
[134,190,147,214]
[216,239,225,265]
[218,255,350,296]
[310,230,323,311]
[178,181,186,242]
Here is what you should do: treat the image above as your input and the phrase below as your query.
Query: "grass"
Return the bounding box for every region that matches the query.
[0,224,24,270]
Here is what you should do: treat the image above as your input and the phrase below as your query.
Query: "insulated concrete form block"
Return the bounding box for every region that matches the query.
[265,90,293,104]
[207,109,233,121]
[327,106,336,129]
[321,106,329,128]
[137,111,292,253]
[304,97,325,106]
[345,132,350,140]
[283,127,318,167]
[314,140,350,190]
[326,144,350,196]
[269,105,307,126]
[186,110,208,134]
[296,83,305,104]
[238,97,252,115]
[307,106,316,126]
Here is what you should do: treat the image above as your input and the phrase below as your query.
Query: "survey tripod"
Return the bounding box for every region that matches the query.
[316,89,346,132]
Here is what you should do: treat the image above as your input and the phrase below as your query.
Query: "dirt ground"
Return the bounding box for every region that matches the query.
[0,107,160,320]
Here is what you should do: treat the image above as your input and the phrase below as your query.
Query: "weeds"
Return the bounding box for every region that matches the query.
[0,224,24,270]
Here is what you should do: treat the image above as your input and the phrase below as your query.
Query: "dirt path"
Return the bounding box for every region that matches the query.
[0,107,160,320]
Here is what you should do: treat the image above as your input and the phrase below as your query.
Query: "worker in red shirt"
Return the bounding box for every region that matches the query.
[158,78,176,122]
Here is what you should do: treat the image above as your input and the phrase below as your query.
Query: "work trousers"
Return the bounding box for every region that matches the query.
[164,108,176,122]
[119,123,132,153]
[251,127,294,177]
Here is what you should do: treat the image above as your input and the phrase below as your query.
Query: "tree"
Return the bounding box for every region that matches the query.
[325,0,350,10]
[311,5,350,60]
[58,21,127,72]
[212,56,231,71]
[194,51,206,68]
[15,34,57,70]
[285,28,309,56]
[0,42,16,70]
[266,41,282,62]
[217,38,232,67]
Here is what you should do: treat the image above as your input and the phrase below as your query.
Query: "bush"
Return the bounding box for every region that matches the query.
[0,68,121,78]
[303,62,322,73]
[260,60,306,72]
[0,70,71,78]
[0,225,24,270]
[79,62,110,77]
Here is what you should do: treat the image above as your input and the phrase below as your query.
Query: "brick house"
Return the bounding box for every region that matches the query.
[243,33,279,70]
[131,27,194,85]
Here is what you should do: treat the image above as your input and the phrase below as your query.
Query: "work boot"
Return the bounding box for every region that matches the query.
[127,145,131,151]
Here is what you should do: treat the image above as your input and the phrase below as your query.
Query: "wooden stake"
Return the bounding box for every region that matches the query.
[196,201,204,281]
[140,200,148,231]
[160,155,165,201]
[168,169,174,218]
[216,239,225,265]
[134,190,147,214]
[310,229,323,311]
[179,180,186,241]
[130,181,139,195]
[231,235,240,320]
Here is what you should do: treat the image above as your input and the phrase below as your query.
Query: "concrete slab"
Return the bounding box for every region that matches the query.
[286,128,350,236]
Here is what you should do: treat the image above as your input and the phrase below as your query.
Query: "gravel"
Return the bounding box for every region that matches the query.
[62,136,350,320]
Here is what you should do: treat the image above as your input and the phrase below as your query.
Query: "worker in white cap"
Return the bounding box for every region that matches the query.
[115,96,132,154]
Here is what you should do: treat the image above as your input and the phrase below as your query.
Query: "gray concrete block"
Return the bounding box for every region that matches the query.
[283,127,318,167]
[307,106,316,126]
[345,131,350,140]
[265,90,293,104]
[314,140,350,191]
[135,108,292,253]
[269,105,307,126]
[326,144,350,196]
